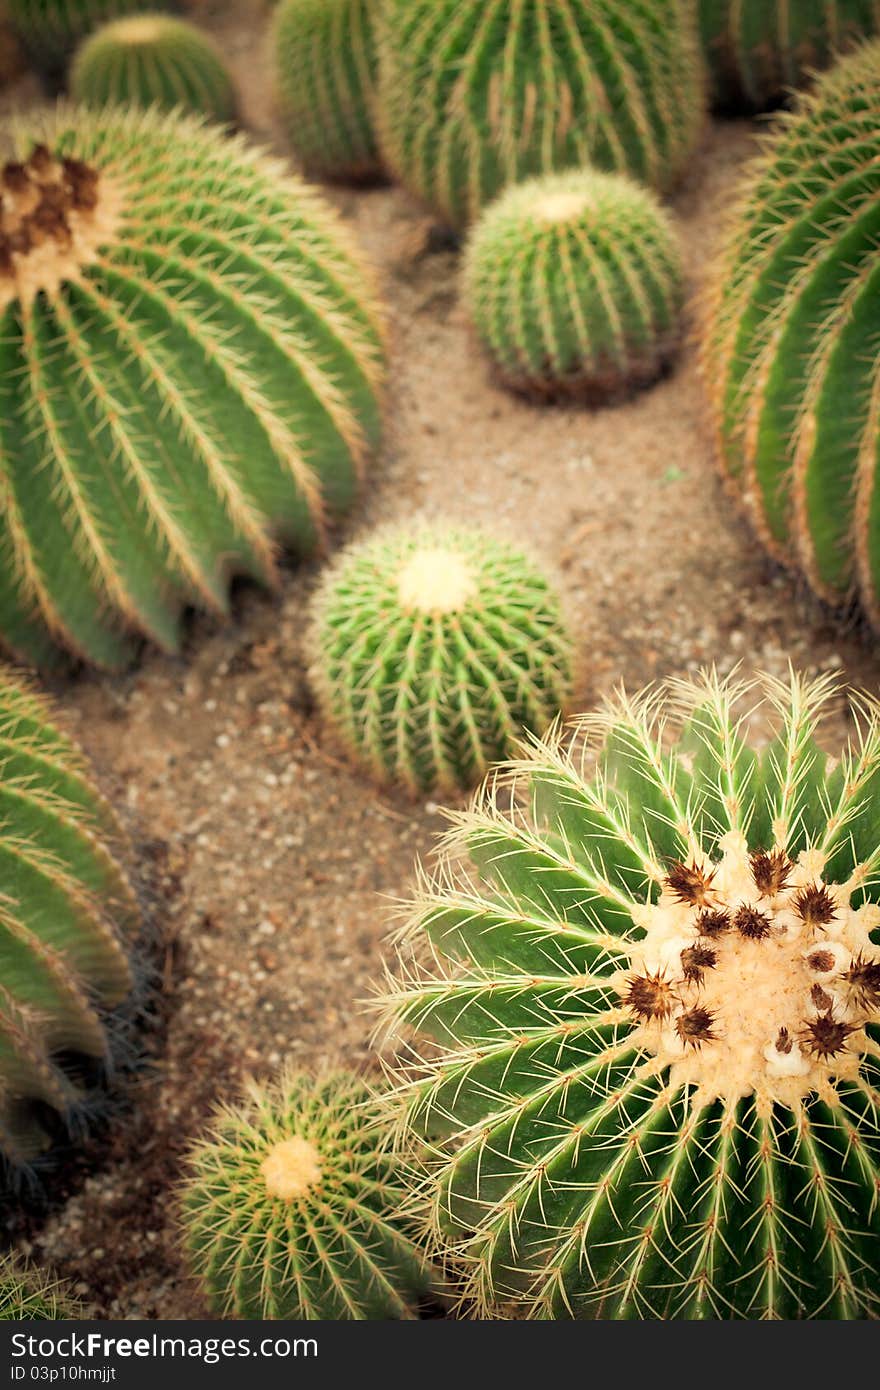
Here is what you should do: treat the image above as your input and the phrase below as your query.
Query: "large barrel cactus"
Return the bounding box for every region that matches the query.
[7,0,176,68]
[376,0,705,231]
[698,0,880,109]
[0,105,384,670]
[703,44,880,629]
[0,669,141,1181]
[380,670,880,1318]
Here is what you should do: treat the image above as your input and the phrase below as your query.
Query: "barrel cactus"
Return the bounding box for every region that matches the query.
[376,0,705,231]
[0,669,141,1183]
[7,0,176,69]
[464,170,684,403]
[0,1254,81,1319]
[71,14,237,123]
[698,0,880,109]
[273,0,380,182]
[380,669,880,1318]
[703,43,880,629]
[182,1069,434,1320]
[308,524,574,795]
[0,105,384,670]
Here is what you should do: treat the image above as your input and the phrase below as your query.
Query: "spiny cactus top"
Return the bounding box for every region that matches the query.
[308,523,574,795]
[698,0,880,109]
[464,170,684,403]
[702,43,880,630]
[0,669,141,1179]
[376,0,705,231]
[71,14,238,123]
[0,105,384,670]
[381,671,880,1318]
[273,0,381,182]
[0,1254,81,1319]
[7,0,176,67]
[182,1070,434,1320]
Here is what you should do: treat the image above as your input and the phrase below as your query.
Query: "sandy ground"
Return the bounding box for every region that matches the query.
[1,0,878,1319]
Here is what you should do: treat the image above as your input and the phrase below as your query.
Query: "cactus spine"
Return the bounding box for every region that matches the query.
[273,0,381,182]
[0,1254,81,1319]
[0,669,141,1180]
[464,170,684,402]
[308,524,574,795]
[182,1070,434,1320]
[380,670,880,1318]
[0,105,384,670]
[7,0,176,68]
[376,0,705,231]
[71,15,237,123]
[702,43,880,629]
[698,0,880,109]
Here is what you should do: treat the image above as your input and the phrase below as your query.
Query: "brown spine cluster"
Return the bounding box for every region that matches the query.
[0,144,99,279]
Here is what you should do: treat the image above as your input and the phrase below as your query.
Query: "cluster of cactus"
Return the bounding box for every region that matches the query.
[702,43,880,629]
[379,670,880,1318]
[0,669,141,1181]
[0,1253,80,1319]
[698,0,880,109]
[308,524,574,795]
[464,170,684,402]
[0,104,385,670]
[376,0,706,231]
[7,0,176,68]
[272,0,380,182]
[181,1069,434,1320]
[71,14,237,122]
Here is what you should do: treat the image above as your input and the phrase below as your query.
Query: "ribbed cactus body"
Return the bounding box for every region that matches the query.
[0,106,384,670]
[703,44,880,629]
[376,0,705,231]
[182,1070,434,1320]
[71,15,237,122]
[273,0,380,182]
[381,671,880,1318]
[464,171,684,402]
[0,1254,80,1319]
[308,525,573,795]
[8,0,176,68]
[699,0,880,108]
[0,670,140,1177]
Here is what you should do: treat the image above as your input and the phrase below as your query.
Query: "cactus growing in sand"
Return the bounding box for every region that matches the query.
[273,0,381,182]
[0,1254,80,1319]
[0,105,384,670]
[308,524,573,795]
[380,669,880,1318]
[71,15,237,123]
[182,1070,434,1320]
[376,0,705,231]
[7,0,176,69]
[0,670,141,1180]
[698,0,880,109]
[703,43,880,629]
[464,171,684,402]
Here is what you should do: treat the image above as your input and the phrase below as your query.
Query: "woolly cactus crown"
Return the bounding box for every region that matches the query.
[7,0,177,67]
[380,670,880,1318]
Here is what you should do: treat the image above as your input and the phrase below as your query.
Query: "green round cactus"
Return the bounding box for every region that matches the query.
[380,669,880,1318]
[273,0,381,182]
[464,171,684,403]
[308,524,574,795]
[0,668,141,1182]
[71,14,237,123]
[703,43,880,629]
[0,105,384,671]
[0,1254,81,1319]
[376,0,705,231]
[7,0,176,69]
[698,0,880,109]
[182,1069,434,1320]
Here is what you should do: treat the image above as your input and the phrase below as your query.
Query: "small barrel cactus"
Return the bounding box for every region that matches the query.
[376,0,705,231]
[698,0,880,109]
[182,1069,434,1320]
[0,669,141,1182]
[0,105,384,670]
[464,171,684,403]
[71,14,237,123]
[273,0,381,182]
[380,670,880,1318]
[0,1254,81,1319]
[702,43,880,629]
[308,524,574,795]
[7,0,176,69]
